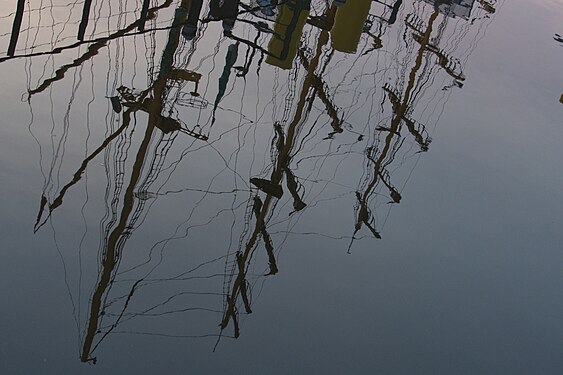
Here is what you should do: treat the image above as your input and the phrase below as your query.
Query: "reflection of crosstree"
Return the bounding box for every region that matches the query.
[297,49,343,137]
[406,14,466,82]
[383,84,431,152]
[219,3,340,340]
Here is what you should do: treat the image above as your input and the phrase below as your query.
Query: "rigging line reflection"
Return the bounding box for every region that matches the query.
[34,109,135,232]
[23,0,175,97]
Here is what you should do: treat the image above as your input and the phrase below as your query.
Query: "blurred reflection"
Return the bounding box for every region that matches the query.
[5,0,500,364]
[266,0,310,69]
[331,0,371,53]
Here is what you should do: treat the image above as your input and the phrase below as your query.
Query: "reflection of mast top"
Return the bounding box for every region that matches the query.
[266,0,311,69]
[331,0,371,53]
[423,0,475,19]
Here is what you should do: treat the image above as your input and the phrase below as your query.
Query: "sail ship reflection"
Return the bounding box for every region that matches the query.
[5,0,500,363]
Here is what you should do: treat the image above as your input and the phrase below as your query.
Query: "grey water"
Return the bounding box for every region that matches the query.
[0,0,562,373]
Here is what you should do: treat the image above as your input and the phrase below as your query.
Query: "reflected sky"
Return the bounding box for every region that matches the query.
[0,0,562,373]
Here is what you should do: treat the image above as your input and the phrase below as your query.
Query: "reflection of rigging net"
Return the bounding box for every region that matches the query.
[176,92,208,109]
[0,0,152,58]
[128,134,178,230]
[99,129,133,254]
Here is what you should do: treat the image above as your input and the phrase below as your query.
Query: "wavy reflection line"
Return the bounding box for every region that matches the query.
[21,0,174,97]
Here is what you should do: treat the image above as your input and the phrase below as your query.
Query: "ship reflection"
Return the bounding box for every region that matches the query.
[4,0,499,363]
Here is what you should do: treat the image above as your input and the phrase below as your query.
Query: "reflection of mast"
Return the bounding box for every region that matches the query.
[80,0,200,362]
[406,12,465,82]
[220,4,339,338]
[352,5,442,243]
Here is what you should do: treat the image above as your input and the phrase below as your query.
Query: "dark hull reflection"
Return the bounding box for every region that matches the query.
[2,0,499,364]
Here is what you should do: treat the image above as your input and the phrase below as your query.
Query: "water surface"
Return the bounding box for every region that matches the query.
[0,0,562,373]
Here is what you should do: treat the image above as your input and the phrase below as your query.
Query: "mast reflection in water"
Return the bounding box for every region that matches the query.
[2,0,500,364]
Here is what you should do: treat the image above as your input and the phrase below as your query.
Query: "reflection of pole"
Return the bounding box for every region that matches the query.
[7,0,26,56]
[81,3,192,361]
[78,0,94,41]
[220,4,339,335]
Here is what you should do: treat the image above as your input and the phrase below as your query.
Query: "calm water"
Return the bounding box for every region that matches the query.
[0,0,562,373]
